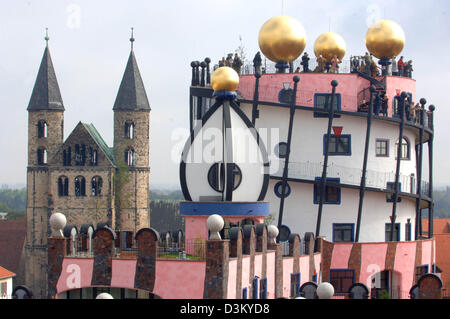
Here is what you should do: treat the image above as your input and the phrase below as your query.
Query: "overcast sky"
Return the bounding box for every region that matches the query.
[0,0,449,189]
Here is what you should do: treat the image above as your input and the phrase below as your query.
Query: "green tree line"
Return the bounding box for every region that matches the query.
[2,187,450,219]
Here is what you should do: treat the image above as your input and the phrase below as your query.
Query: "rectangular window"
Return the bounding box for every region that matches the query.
[324,135,351,156]
[242,287,247,299]
[405,222,412,241]
[259,278,267,299]
[330,269,354,294]
[386,182,402,202]
[314,178,341,205]
[290,273,301,298]
[385,223,400,242]
[376,139,389,157]
[252,277,259,299]
[314,93,342,118]
[333,224,355,243]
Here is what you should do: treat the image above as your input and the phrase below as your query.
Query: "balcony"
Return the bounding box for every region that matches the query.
[273,160,430,197]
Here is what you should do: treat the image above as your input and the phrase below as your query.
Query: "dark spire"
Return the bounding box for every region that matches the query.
[113,43,151,111]
[27,32,64,111]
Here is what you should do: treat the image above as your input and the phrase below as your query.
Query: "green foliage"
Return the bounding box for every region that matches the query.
[113,162,133,211]
[149,189,183,201]
[0,188,26,212]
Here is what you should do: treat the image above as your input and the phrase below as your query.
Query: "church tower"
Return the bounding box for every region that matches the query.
[113,32,151,233]
[25,33,65,298]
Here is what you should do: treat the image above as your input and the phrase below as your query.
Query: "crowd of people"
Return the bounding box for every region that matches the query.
[358,93,426,125]
[217,53,243,74]
[351,53,413,78]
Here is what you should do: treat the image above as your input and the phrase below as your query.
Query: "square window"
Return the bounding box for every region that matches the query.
[314,94,341,118]
[385,223,400,242]
[324,135,351,156]
[386,182,402,202]
[314,178,341,205]
[330,269,354,294]
[376,139,389,157]
[333,224,354,243]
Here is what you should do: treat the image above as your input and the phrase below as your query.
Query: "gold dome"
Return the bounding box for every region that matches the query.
[314,32,346,62]
[365,20,405,59]
[258,16,307,63]
[211,67,240,92]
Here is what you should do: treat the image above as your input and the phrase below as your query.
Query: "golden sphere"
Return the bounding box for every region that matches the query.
[365,20,405,59]
[314,32,347,62]
[258,16,307,63]
[211,67,240,92]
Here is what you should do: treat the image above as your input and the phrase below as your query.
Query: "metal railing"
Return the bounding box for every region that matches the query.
[240,59,353,76]
[273,161,430,196]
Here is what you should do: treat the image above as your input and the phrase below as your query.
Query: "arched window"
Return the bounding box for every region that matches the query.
[58,176,69,196]
[37,148,48,165]
[74,176,86,197]
[124,121,135,139]
[74,144,86,166]
[91,176,103,196]
[37,120,48,138]
[396,137,410,160]
[63,146,72,166]
[124,148,135,166]
[89,147,98,166]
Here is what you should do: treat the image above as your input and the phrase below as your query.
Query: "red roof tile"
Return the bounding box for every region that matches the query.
[0,219,26,274]
[0,265,15,279]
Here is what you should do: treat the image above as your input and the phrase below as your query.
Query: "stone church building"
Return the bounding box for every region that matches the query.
[24,38,151,298]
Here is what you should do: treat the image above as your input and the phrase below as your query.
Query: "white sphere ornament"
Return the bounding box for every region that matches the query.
[49,213,67,237]
[96,292,114,299]
[207,214,224,240]
[267,225,279,244]
[316,282,335,299]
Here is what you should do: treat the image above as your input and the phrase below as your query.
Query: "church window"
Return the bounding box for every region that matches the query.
[91,176,103,196]
[58,176,69,196]
[125,121,135,139]
[89,148,98,166]
[75,176,86,197]
[37,148,48,165]
[37,120,48,138]
[124,148,135,166]
[75,144,86,166]
[63,146,72,166]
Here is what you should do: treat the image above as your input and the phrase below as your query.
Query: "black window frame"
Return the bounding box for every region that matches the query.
[333,223,355,243]
[385,223,401,242]
[324,134,352,156]
[314,93,342,118]
[314,178,341,205]
[376,139,390,157]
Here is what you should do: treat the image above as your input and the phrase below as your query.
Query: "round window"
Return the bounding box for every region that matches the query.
[208,163,242,193]
[274,181,291,198]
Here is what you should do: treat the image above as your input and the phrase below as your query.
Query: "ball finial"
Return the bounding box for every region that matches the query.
[207,214,224,240]
[267,225,279,244]
[314,32,346,62]
[50,213,67,237]
[96,292,114,299]
[365,20,405,59]
[258,16,307,63]
[316,282,335,299]
[211,67,239,92]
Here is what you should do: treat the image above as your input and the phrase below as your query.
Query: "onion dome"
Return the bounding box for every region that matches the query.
[258,16,307,63]
[211,66,240,92]
[365,20,405,59]
[314,32,346,62]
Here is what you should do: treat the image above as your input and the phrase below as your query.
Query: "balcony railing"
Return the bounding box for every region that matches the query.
[273,161,430,197]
